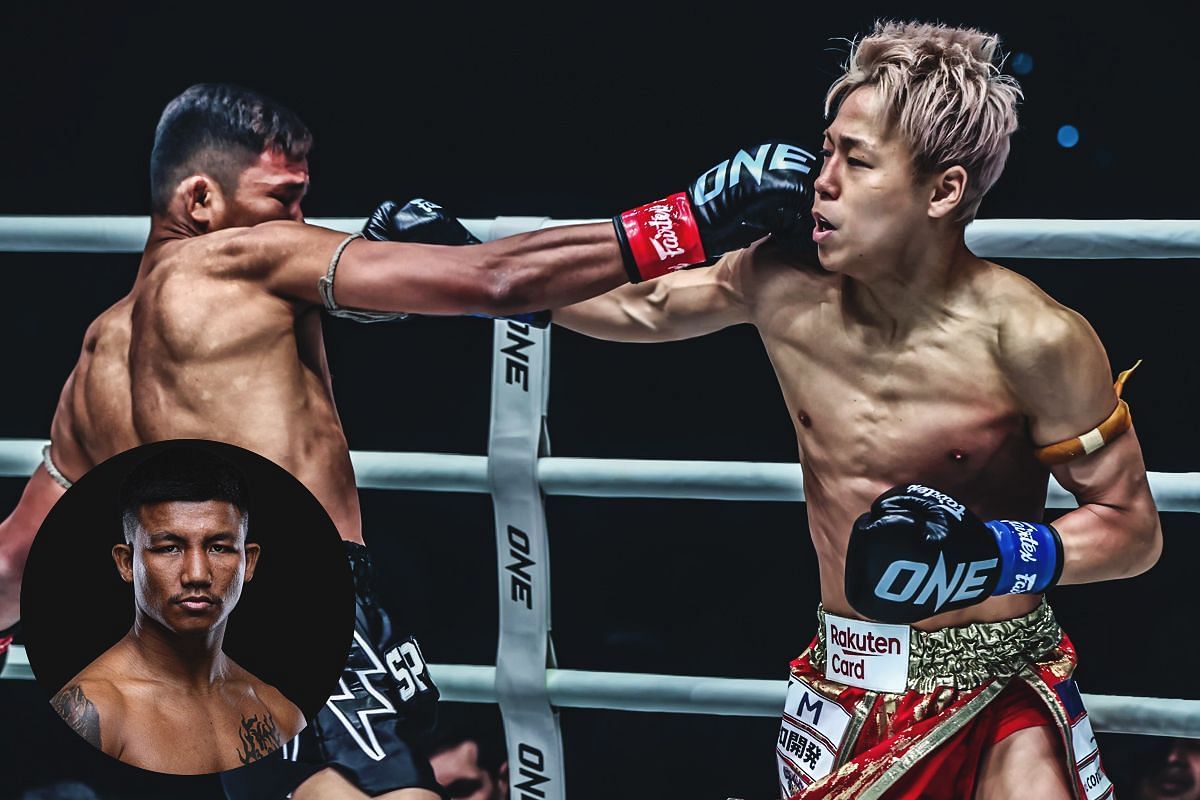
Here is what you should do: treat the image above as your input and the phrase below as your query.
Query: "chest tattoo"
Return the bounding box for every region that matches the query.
[236,712,280,764]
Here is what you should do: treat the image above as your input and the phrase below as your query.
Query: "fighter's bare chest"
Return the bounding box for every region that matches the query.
[765,330,1022,480]
[118,697,280,771]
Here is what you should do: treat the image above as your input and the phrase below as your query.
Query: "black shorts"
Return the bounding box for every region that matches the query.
[222,541,443,798]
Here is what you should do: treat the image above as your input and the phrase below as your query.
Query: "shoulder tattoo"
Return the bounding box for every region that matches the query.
[236,712,281,765]
[51,684,101,749]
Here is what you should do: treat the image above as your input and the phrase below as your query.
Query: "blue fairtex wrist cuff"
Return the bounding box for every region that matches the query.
[985,520,1063,595]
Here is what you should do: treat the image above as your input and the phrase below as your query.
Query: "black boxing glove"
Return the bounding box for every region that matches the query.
[844,484,1063,624]
[363,199,550,328]
[614,141,816,283]
[364,197,481,247]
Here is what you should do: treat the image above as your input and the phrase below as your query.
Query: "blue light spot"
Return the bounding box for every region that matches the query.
[1012,52,1034,75]
[1057,125,1080,148]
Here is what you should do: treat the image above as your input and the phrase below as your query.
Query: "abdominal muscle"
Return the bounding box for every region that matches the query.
[758,286,1052,631]
[787,384,1050,631]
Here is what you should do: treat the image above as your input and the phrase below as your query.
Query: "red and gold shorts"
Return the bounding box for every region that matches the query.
[776,602,1113,800]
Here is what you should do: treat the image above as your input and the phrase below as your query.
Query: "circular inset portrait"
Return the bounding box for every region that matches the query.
[21,440,355,775]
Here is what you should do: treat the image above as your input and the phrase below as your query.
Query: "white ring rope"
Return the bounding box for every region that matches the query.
[0,216,1198,257]
[2,440,1198,511]
[3,215,1198,751]
[2,645,1195,738]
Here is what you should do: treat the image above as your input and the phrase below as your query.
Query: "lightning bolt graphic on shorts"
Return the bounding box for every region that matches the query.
[325,630,395,761]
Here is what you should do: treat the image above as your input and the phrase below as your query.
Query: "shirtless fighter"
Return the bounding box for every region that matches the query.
[553,21,1160,800]
[51,445,304,773]
[0,83,813,798]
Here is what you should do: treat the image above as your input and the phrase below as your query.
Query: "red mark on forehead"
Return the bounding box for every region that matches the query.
[255,148,309,182]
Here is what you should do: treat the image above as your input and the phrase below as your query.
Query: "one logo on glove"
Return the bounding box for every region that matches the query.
[691,143,815,207]
[873,553,997,613]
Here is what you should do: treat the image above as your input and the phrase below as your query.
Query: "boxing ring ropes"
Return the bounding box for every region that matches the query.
[1,216,1199,798]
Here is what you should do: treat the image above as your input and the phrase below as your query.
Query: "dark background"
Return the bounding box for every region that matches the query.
[21,439,354,719]
[1,2,1197,798]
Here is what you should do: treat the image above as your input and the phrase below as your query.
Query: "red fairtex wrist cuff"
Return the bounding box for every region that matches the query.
[615,192,707,282]
[0,622,15,656]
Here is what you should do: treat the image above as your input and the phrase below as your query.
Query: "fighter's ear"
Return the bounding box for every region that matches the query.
[112,543,133,584]
[179,175,218,230]
[927,165,968,221]
[243,542,261,583]
[497,760,509,796]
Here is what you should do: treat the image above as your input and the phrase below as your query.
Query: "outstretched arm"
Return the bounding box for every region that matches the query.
[336,222,629,316]
[238,219,630,317]
[244,141,814,319]
[554,247,754,342]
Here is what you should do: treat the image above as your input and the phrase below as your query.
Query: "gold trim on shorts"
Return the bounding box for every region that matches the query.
[857,680,1008,800]
[811,601,1062,693]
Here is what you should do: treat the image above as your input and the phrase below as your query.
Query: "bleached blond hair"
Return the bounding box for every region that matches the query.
[825,20,1023,223]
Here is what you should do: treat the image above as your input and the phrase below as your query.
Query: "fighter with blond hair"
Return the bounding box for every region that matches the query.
[553,20,1159,799]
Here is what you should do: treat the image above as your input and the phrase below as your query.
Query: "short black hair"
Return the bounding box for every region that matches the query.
[149,83,312,214]
[425,705,507,776]
[120,445,249,543]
